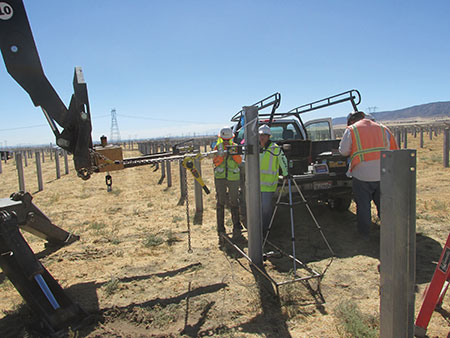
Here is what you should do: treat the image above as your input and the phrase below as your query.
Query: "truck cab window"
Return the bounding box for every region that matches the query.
[305,121,332,141]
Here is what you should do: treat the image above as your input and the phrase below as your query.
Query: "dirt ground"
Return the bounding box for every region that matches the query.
[0,132,449,337]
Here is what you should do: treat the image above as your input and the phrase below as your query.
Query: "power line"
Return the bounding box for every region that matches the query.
[119,114,214,124]
[0,124,47,132]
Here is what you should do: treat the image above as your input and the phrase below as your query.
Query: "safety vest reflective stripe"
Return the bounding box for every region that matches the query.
[352,124,364,162]
[349,120,392,171]
[261,143,284,192]
[350,147,388,162]
[261,181,278,187]
[351,123,388,162]
[214,137,240,181]
[261,145,282,175]
[381,125,387,147]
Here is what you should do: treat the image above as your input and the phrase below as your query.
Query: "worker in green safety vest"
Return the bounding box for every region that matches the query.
[213,127,243,245]
[259,124,288,236]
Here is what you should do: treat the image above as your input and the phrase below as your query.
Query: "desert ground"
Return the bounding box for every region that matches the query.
[0,132,449,337]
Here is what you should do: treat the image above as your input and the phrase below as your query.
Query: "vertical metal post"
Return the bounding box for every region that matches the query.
[194,153,203,215]
[0,153,2,174]
[15,152,25,192]
[444,128,449,168]
[23,151,28,167]
[64,151,69,175]
[167,145,172,188]
[50,148,53,161]
[429,127,433,140]
[55,150,61,179]
[179,160,187,203]
[42,149,45,163]
[420,129,424,148]
[403,129,408,149]
[413,128,417,138]
[244,106,262,266]
[160,146,166,183]
[35,151,43,191]
[396,129,401,148]
[380,149,416,338]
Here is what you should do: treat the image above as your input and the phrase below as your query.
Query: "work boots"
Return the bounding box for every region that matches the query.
[231,207,242,237]
[216,205,225,234]
[216,205,225,249]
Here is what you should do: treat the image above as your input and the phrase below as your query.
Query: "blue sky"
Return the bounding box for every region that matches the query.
[1,0,450,146]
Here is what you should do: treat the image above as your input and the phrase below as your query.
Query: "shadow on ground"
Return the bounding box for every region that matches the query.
[0,263,227,338]
[266,205,443,285]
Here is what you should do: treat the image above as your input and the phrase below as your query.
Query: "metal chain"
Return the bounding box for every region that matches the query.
[183,163,193,253]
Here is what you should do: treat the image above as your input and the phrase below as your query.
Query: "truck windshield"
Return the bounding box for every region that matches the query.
[269,123,302,141]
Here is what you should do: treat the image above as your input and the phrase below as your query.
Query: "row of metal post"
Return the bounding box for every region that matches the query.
[12,149,69,193]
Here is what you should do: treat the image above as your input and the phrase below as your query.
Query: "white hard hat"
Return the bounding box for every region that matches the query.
[259,124,271,135]
[219,127,233,139]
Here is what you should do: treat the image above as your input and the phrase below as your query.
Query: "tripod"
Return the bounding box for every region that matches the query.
[262,175,335,278]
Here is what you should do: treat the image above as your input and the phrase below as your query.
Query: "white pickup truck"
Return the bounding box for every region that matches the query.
[232,90,361,211]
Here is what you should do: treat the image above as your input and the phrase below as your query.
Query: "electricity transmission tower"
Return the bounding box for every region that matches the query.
[367,106,378,114]
[110,108,121,144]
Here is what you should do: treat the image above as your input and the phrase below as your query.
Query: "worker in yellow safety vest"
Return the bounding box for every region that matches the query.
[339,111,398,239]
[259,125,288,236]
[213,127,243,244]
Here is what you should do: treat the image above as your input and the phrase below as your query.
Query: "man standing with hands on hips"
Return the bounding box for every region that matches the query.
[339,111,398,239]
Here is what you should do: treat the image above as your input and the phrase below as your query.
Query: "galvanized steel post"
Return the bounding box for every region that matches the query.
[35,151,43,191]
[396,129,401,148]
[179,160,187,204]
[420,128,424,148]
[15,152,25,192]
[55,150,61,179]
[167,145,172,188]
[380,149,416,338]
[403,128,408,149]
[63,151,69,175]
[243,106,262,266]
[160,146,166,183]
[194,152,203,221]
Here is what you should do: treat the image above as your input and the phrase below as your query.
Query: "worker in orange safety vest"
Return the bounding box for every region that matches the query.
[339,111,398,239]
[213,127,243,245]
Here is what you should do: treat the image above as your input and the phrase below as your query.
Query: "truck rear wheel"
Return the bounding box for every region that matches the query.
[331,197,352,211]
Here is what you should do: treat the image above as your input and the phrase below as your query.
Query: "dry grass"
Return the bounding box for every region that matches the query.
[0,134,449,337]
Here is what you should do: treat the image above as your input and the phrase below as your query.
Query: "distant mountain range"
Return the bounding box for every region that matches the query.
[332,101,450,126]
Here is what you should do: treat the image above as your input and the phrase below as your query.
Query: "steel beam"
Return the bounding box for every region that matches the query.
[380,149,416,338]
[244,106,262,266]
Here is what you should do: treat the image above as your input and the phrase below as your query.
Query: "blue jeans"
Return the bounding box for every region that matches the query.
[261,191,275,233]
[352,177,380,236]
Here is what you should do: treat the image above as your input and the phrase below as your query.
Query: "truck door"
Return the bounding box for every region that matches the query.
[304,118,335,141]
